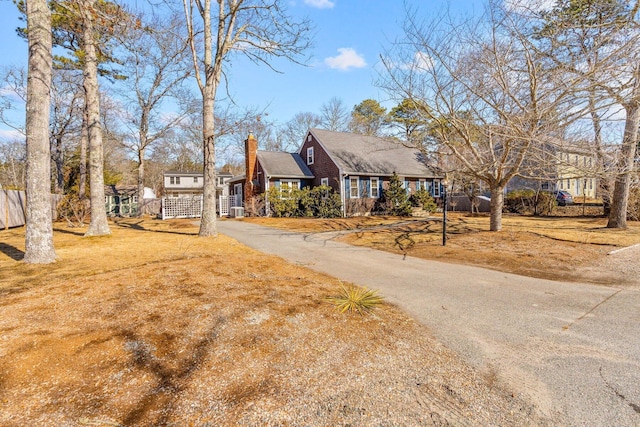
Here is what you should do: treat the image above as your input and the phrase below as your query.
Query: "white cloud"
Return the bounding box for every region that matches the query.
[503,0,555,13]
[411,51,433,72]
[304,0,335,9]
[324,48,366,71]
[0,128,24,142]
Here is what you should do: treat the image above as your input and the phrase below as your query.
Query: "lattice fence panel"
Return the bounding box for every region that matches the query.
[161,196,203,220]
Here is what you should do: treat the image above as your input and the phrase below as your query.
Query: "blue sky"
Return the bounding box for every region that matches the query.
[0,0,483,139]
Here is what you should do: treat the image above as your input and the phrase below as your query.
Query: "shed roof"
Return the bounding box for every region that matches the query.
[257,151,314,179]
[308,128,439,178]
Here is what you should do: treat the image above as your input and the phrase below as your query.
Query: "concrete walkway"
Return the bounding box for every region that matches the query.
[217,220,640,426]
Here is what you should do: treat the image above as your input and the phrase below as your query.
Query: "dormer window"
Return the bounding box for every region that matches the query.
[307,147,314,165]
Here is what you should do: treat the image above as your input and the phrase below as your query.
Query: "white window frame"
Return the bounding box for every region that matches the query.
[349,177,359,198]
[169,176,175,185]
[175,176,181,185]
[432,179,441,197]
[281,180,300,191]
[320,178,329,198]
[193,176,198,183]
[307,147,314,165]
[370,177,379,198]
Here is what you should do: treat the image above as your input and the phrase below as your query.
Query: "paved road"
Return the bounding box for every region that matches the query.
[217,220,640,426]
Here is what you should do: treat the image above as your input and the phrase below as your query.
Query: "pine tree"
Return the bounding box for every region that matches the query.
[384,172,412,217]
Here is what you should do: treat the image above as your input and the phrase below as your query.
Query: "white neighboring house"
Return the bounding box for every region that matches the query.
[163,171,232,199]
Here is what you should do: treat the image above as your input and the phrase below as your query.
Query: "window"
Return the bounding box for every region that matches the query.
[307,147,314,165]
[432,179,441,197]
[360,179,369,198]
[418,179,426,191]
[193,176,198,183]
[350,177,359,198]
[281,180,300,191]
[321,178,329,197]
[169,176,180,185]
[370,177,379,198]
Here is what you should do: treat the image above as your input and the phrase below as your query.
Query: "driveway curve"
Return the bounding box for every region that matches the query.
[217,220,640,426]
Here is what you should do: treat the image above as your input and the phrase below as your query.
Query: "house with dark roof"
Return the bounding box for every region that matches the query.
[230,129,442,216]
[300,128,442,216]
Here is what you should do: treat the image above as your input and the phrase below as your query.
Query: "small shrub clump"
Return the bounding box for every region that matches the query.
[327,283,384,314]
[409,188,438,213]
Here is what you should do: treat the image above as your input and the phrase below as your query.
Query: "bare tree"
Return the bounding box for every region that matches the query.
[320,97,350,131]
[24,0,56,263]
[50,70,83,194]
[278,112,321,151]
[117,13,195,215]
[181,0,312,237]
[0,67,28,137]
[381,1,583,231]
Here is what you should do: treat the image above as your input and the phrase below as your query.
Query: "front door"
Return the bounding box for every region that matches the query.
[234,183,243,207]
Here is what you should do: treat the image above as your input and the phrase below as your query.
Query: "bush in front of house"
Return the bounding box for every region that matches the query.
[383,172,412,217]
[409,188,438,213]
[266,185,342,218]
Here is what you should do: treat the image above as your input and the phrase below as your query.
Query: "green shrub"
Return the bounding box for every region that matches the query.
[409,188,438,213]
[384,172,412,216]
[265,185,342,218]
[266,186,301,217]
[327,283,384,314]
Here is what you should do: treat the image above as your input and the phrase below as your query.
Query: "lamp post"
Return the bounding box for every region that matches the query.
[442,176,448,246]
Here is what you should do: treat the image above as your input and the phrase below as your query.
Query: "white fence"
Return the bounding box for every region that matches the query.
[161,196,203,220]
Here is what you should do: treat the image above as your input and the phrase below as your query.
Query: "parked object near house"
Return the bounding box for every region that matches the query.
[230,129,443,217]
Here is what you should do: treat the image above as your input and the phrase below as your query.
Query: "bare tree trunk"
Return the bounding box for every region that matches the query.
[79,103,88,199]
[53,135,64,194]
[199,82,217,237]
[137,148,145,217]
[489,186,504,232]
[24,0,56,264]
[607,99,640,228]
[82,0,110,236]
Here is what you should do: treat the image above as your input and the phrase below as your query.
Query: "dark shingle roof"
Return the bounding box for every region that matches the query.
[257,151,314,179]
[309,128,438,177]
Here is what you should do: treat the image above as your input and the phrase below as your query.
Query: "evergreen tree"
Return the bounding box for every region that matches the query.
[384,172,412,216]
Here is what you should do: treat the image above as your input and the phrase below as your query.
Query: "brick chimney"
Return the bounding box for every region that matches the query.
[244,132,258,206]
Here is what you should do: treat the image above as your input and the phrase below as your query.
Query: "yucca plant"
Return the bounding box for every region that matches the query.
[328,284,384,314]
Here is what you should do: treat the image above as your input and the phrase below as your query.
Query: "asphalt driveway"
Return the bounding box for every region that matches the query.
[217,219,640,426]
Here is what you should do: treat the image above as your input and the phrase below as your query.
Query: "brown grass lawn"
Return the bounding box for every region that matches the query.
[0,218,543,426]
[244,213,640,287]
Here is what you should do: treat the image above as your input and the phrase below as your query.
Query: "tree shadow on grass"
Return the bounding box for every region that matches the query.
[0,242,24,261]
[52,227,85,236]
[117,315,227,426]
[112,220,197,236]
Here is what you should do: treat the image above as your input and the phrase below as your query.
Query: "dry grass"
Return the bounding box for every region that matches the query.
[243,214,640,286]
[0,218,542,426]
